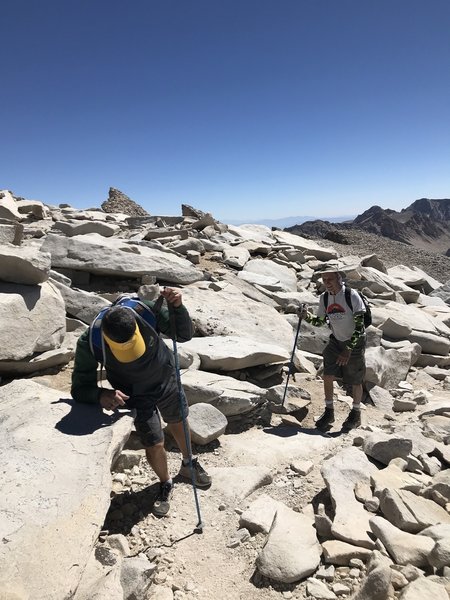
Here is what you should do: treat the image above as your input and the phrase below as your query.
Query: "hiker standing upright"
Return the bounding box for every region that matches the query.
[301,266,367,430]
[71,287,211,517]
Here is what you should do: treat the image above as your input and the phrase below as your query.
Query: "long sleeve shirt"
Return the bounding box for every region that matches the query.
[71,301,192,405]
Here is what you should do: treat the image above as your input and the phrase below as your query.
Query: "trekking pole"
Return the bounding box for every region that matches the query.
[281,303,305,409]
[167,302,204,534]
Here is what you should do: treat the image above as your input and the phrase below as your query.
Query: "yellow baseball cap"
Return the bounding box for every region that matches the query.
[103,324,146,363]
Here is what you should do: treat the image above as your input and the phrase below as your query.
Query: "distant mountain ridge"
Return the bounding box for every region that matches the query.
[228,214,355,228]
[286,198,450,256]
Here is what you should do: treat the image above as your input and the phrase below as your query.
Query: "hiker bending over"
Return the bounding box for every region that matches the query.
[301,268,366,430]
[71,287,211,517]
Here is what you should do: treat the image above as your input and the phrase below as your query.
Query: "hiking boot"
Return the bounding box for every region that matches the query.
[153,480,173,517]
[315,407,335,429]
[342,408,361,430]
[179,457,212,488]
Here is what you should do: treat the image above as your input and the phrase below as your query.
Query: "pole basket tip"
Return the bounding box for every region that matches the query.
[195,522,204,534]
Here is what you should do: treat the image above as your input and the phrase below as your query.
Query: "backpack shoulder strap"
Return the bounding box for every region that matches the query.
[344,286,354,311]
[89,306,110,363]
[323,291,329,310]
[115,297,159,332]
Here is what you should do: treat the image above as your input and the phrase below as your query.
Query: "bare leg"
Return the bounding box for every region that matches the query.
[352,384,363,406]
[145,441,170,482]
[166,420,191,461]
[323,375,335,404]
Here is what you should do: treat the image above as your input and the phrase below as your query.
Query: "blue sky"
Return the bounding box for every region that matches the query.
[1,1,449,221]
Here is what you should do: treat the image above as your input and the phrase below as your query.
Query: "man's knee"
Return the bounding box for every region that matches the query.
[166,419,183,429]
[145,440,165,454]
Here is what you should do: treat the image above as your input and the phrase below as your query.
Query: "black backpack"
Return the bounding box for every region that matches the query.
[323,286,372,327]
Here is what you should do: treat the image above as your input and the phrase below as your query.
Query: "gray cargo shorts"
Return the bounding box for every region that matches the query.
[133,391,189,448]
[323,335,366,385]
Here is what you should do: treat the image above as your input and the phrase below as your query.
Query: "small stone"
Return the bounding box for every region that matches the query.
[218,503,227,511]
[349,558,364,569]
[419,454,442,476]
[390,569,408,589]
[290,460,314,476]
[316,565,335,581]
[413,390,429,405]
[307,577,337,599]
[393,398,417,412]
[407,454,423,472]
[398,381,413,391]
[364,497,380,512]
[389,457,408,470]
[332,583,351,596]
[113,473,128,484]
[349,568,361,578]
[390,564,423,582]
[154,571,168,584]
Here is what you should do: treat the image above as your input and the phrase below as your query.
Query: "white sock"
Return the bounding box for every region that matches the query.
[163,478,173,486]
[352,404,361,411]
[325,400,334,409]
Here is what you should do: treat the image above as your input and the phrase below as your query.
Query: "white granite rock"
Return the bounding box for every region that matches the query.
[0,380,133,599]
[256,506,321,583]
[322,447,377,548]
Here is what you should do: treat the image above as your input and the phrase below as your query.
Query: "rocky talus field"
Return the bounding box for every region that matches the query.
[1,188,450,600]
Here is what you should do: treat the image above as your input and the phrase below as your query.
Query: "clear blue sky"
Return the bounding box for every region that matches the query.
[1,0,450,221]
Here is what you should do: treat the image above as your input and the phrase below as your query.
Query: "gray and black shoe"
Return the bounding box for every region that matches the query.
[315,407,335,429]
[342,408,361,430]
[153,480,173,517]
[179,457,212,488]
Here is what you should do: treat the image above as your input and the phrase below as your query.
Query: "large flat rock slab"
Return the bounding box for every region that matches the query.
[256,505,321,583]
[41,233,204,284]
[180,335,289,370]
[322,447,377,548]
[0,281,66,361]
[0,244,51,285]
[220,426,335,468]
[181,369,267,416]
[182,283,295,352]
[272,230,338,260]
[207,466,272,500]
[0,380,133,600]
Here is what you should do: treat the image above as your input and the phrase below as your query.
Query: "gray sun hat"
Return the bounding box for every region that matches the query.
[315,261,345,275]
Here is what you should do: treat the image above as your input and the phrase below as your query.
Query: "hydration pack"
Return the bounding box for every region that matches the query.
[324,286,372,327]
[89,295,162,364]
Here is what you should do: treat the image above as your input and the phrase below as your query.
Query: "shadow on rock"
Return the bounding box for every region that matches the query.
[104,483,161,535]
[53,398,129,436]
